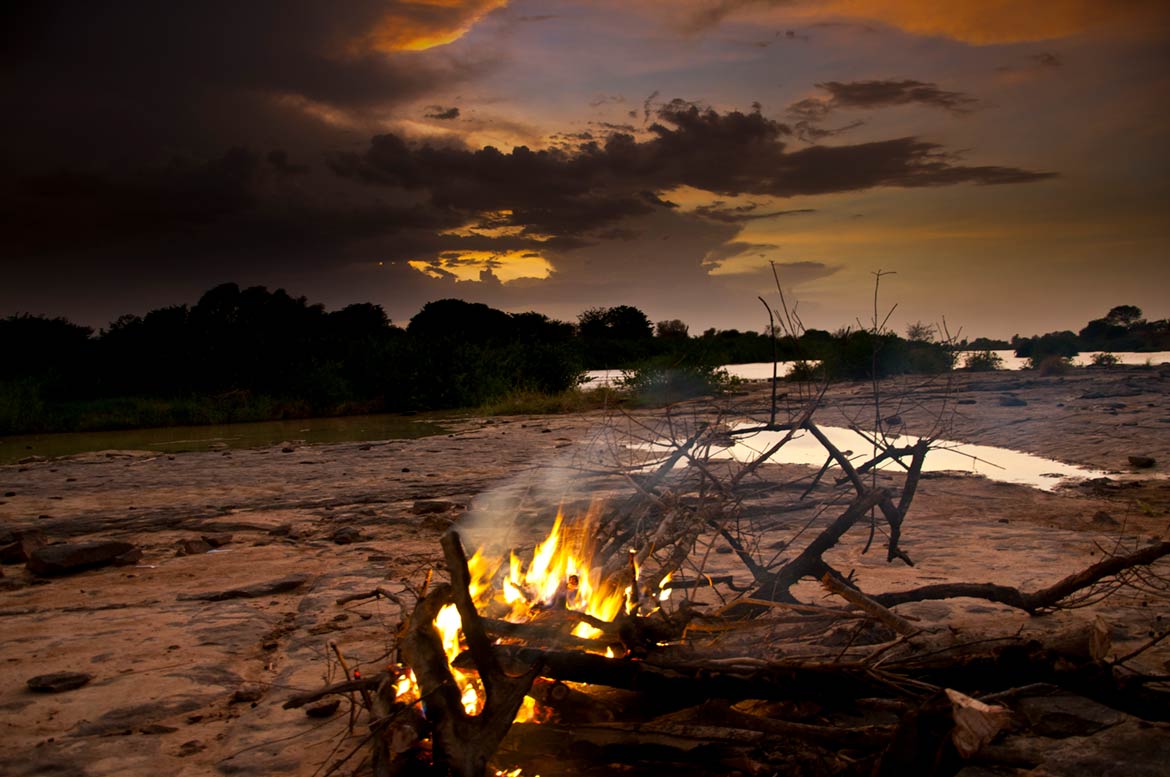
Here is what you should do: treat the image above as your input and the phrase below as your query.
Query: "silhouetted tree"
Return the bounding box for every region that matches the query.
[655,319,689,338]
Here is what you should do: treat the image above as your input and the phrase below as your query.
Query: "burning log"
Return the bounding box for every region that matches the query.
[396,530,542,777]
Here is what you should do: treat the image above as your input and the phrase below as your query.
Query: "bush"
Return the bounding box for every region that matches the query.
[961,350,1004,371]
[617,361,737,405]
[1090,352,1121,367]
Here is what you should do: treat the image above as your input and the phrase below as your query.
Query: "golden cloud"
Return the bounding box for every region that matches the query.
[361,0,509,52]
[409,249,553,283]
[824,0,1168,44]
[680,0,1169,44]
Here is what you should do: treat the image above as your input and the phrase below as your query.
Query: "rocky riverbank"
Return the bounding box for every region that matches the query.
[1,366,1168,776]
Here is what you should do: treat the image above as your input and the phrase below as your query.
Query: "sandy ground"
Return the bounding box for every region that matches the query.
[0,366,1168,776]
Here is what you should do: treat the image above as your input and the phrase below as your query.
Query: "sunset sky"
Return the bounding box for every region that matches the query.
[3,1,1168,339]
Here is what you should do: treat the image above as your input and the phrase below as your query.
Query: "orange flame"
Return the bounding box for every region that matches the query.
[395,504,649,724]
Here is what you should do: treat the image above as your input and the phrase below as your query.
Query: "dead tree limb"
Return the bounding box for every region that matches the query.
[873,541,1170,614]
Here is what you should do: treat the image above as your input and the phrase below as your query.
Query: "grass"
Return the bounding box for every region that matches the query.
[475,387,624,416]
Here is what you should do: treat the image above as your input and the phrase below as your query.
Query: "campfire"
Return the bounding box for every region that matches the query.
[285,396,1170,777]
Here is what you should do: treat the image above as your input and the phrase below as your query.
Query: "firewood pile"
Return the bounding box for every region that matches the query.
[288,388,1170,776]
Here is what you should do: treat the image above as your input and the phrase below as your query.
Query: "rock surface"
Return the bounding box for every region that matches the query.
[27,671,93,693]
[26,540,136,576]
[0,368,1168,776]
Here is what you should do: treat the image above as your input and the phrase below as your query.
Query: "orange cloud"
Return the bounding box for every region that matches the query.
[409,249,553,283]
[361,0,508,52]
[681,0,1169,44]
[823,0,1168,44]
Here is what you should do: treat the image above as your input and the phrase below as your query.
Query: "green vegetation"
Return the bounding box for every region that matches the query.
[961,350,1005,371]
[2,289,1164,434]
[1090,352,1121,367]
[616,359,739,405]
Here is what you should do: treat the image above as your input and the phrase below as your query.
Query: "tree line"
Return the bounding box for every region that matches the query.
[0,286,1159,434]
[1010,305,1170,362]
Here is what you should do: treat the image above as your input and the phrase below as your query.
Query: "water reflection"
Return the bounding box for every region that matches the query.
[0,413,449,465]
[584,351,1170,388]
[720,425,1108,491]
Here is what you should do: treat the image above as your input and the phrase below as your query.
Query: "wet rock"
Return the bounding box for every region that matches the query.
[17,455,46,464]
[3,490,15,497]
[177,538,213,556]
[0,529,47,563]
[883,414,903,426]
[306,699,341,718]
[177,740,206,757]
[27,671,93,693]
[180,574,310,601]
[1128,455,1156,468]
[26,541,137,577]
[330,526,364,544]
[998,395,1028,407]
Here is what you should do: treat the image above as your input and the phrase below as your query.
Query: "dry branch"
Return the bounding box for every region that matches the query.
[874,541,1170,613]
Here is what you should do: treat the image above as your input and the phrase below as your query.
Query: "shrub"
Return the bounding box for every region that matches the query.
[617,361,738,405]
[962,350,1004,371]
[1090,352,1121,367]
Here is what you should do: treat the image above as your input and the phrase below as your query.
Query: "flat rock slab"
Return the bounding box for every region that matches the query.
[27,672,93,693]
[26,541,136,576]
[179,574,311,601]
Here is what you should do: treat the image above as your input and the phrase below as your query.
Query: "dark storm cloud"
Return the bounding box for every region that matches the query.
[331,99,1053,239]
[788,80,978,129]
[1,1,491,171]
[819,80,978,112]
[425,106,462,120]
[693,203,816,223]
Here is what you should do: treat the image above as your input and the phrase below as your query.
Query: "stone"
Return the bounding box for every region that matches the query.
[112,547,143,566]
[27,671,93,693]
[883,414,903,426]
[201,533,233,548]
[26,541,137,577]
[0,529,47,564]
[231,683,264,704]
[998,395,1028,407]
[1016,693,1125,738]
[330,526,363,544]
[411,499,458,514]
[1128,455,1156,468]
[177,538,213,556]
[180,574,310,601]
[178,740,206,757]
[1092,511,1120,526]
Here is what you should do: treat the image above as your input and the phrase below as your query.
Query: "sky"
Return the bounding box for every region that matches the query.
[2,0,1168,339]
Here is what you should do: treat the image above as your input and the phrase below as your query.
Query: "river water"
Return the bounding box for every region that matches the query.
[584,351,1170,387]
[0,413,449,465]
